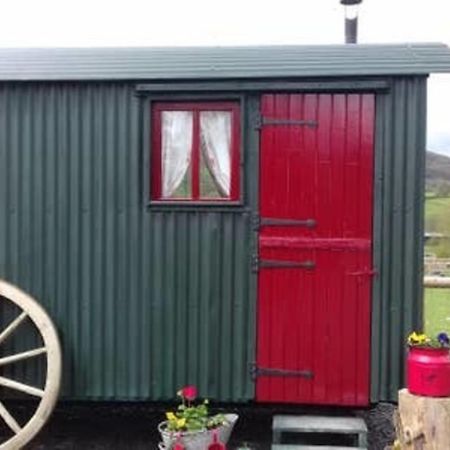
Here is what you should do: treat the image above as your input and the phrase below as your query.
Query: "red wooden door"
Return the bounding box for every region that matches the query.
[256,93,375,406]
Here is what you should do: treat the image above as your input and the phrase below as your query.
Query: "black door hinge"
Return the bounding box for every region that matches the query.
[252,256,316,272]
[254,114,318,130]
[260,217,317,228]
[251,213,260,231]
[249,363,314,381]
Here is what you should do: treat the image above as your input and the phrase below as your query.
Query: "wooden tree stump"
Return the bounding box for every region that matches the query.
[396,388,450,449]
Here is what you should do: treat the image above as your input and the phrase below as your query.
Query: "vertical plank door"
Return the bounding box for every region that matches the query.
[256,93,375,406]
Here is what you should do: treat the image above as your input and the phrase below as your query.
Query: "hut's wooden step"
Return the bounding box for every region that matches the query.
[272,415,368,449]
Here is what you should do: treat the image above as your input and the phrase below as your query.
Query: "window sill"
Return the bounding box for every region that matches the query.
[147,200,247,213]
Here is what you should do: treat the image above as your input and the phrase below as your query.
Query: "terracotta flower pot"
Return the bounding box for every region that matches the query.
[158,413,238,450]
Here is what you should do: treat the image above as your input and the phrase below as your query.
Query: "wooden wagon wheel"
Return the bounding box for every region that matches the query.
[0,280,62,449]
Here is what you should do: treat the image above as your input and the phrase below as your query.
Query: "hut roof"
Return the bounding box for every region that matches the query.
[1,43,450,81]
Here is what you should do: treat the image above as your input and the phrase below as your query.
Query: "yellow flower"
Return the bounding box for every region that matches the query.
[177,418,186,428]
[166,412,176,421]
[418,334,428,344]
[408,332,428,345]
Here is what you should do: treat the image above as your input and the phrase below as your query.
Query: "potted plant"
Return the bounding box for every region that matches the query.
[158,386,238,449]
[406,331,450,397]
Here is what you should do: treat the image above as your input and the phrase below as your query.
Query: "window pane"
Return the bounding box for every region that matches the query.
[200,143,222,198]
[171,168,191,198]
[161,111,193,198]
[200,111,232,198]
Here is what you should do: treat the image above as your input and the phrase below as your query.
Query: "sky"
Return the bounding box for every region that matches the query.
[1,0,449,156]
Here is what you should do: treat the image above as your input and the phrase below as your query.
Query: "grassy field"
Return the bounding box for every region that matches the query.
[424,288,450,336]
[425,195,450,258]
[425,196,450,223]
[423,195,450,336]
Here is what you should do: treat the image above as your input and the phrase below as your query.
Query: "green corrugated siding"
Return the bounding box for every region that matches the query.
[0,83,256,401]
[0,78,426,403]
[371,76,426,402]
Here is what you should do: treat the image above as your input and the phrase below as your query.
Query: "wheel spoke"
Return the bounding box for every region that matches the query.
[0,280,62,449]
[0,312,28,345]
[0,347,47,367]
[0,376,44,398]
[0,401,21,434]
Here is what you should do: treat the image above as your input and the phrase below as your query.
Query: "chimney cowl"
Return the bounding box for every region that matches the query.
[340,0,362,5]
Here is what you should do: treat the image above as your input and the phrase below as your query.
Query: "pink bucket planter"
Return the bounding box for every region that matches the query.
[407,346,450,397]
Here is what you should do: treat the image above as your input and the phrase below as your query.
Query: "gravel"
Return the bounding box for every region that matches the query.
[0,402,397,449]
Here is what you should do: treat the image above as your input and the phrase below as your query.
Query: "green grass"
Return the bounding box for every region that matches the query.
[425,196,450,223]
[424,288,450,336]
[425,195,450,258]
[423,195,450,335]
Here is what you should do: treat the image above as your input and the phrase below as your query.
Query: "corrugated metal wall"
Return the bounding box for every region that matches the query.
[0,78,427,403]
[371,76,427,402]
[0,83,255,401]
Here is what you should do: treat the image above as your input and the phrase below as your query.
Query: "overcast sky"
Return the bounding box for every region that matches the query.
[1,0,449,155]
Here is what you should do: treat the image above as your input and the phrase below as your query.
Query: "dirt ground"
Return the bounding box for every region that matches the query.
[2,402,395,449]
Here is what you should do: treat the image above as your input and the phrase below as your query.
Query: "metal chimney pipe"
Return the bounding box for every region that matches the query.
[345,17,358,44]
[340,0,362,44]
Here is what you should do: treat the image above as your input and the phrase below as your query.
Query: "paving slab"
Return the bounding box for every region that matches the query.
[273,415,367,434]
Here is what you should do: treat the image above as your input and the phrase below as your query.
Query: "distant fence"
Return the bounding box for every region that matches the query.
[424,257,450,277]
[424,276,450,288]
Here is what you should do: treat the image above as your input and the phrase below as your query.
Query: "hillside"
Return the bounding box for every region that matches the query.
[426,151,450,192]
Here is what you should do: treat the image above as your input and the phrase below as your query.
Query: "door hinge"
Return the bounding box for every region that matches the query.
[260,217,317,228]
[253,113,263,130]
[260,259,316,270]
[254,114,318,130]
[251,213,260,231]
[250,363,314,381]
[251,254,259,273]
[252,216,317,230]
[252,257,316,272]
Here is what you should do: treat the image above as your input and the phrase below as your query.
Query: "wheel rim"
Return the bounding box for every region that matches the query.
[0,280,62,449]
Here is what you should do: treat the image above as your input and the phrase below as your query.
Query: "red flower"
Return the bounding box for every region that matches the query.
[182,385,197,401]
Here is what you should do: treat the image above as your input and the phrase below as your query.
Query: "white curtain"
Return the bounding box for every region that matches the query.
[200,111,232,197]
[161,111,193,197]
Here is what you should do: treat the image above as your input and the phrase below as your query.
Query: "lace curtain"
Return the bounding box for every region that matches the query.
[200,111,232,197]
[161,111,193,197]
